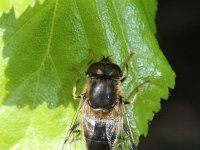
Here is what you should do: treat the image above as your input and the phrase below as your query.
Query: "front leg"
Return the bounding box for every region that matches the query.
[72,79,81,100]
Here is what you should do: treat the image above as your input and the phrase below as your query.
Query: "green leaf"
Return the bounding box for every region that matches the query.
[0,0,45,18]
[0,0,175,149]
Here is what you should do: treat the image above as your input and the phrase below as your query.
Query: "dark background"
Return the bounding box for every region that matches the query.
[139,0,200,150]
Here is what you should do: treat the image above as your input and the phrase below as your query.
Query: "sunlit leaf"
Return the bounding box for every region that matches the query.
[0,0,45,18]
[0,0,175,149]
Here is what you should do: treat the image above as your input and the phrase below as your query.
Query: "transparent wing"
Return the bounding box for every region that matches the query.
[115,102,137,150]
[62,133,87,150]
[61,100,87,150]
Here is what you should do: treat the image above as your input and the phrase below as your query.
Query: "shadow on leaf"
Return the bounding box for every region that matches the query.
[1,1,88,109]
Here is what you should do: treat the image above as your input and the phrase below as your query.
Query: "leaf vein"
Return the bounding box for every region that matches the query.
[34,0,59,101]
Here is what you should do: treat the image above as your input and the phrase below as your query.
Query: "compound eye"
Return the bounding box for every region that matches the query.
[86,63,104,77]
[105,64,122,78]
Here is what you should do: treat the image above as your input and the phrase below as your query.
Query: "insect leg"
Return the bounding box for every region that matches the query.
[61,121,80,150]
[120,102,137,150]
[86,48,94,66]
[116,135,129,150]
[61,98,84,150]
[73,79,81,100]
[122,124,137,150]
[124,80,150,104]
[72,48,94,99]
[73,48,94,100]
[123,92,138,105]
[121,51,134,82]
[70,121,80,133]
[73,129,81,140]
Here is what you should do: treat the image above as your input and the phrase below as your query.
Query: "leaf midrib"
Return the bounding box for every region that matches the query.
[34,0,60,105]
[3,0,66,106]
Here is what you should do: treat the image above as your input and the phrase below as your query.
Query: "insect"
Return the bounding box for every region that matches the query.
[62,53,137,150]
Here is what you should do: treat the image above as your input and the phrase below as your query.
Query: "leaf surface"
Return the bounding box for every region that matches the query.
[0,0,175,149]
[0,0,45,18]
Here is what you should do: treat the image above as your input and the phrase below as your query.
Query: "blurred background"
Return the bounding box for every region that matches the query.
[138,0,200,150]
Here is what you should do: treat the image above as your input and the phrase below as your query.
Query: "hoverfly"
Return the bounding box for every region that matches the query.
[62,53,137,150]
